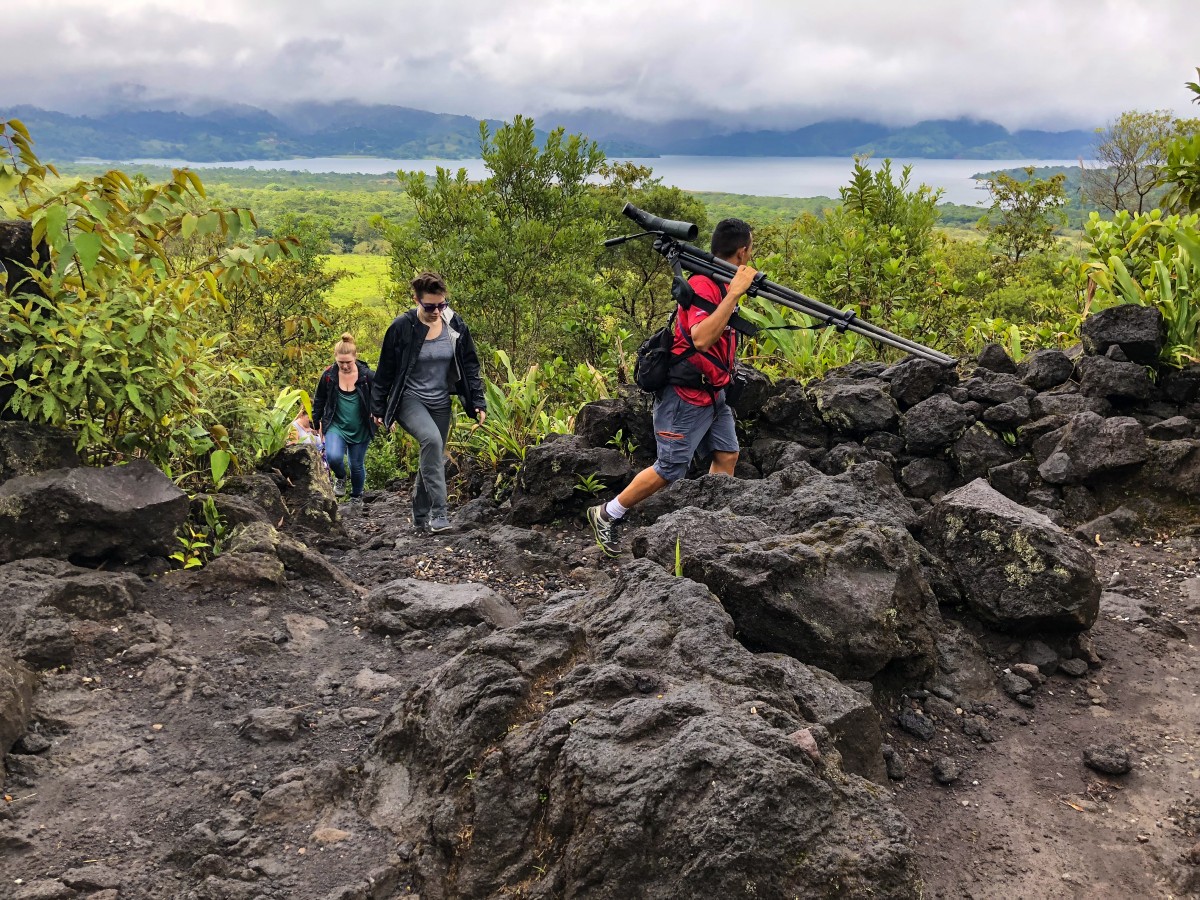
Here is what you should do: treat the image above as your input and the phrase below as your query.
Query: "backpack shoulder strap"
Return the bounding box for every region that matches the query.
[673,274,759,337]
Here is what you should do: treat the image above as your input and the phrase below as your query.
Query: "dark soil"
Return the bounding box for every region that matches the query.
[891,533,1200,899]
[4,489,1199,898]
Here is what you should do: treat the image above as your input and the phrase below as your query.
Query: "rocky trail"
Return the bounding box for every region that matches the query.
[893,533,1200,898]
[3,488,1198,899]
[3,303,1200,898]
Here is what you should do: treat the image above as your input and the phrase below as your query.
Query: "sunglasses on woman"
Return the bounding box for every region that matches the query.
[419,300,448,313]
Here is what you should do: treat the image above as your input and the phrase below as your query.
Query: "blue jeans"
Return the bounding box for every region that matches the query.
[324,428,369,498]
[397,393,452,524]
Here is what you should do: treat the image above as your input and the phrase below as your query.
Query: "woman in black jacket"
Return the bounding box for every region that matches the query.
[312,332,375,502]
[370,272,486,532]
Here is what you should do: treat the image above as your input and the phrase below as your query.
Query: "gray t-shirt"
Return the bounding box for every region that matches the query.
[406,327,454,408]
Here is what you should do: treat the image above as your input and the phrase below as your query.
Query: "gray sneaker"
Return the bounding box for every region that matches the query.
[429,514,453,533]
[586,504,622,557]
[332,477,346,497]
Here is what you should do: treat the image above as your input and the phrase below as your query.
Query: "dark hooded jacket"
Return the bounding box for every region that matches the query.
[370,307,487,428]
[312,359,376,439]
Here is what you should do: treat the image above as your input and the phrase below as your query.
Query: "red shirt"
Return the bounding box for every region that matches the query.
[671,274,737,407]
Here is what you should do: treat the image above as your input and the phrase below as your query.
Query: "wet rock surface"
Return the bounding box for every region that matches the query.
[6,315,1200,897]
[924,479,1101,632]
[0,460,188,564]
[365,560,920,898]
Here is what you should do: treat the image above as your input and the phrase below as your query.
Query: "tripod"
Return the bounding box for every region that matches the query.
[606,203,956,366]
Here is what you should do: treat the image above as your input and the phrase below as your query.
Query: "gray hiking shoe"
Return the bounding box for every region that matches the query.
[429,514,453,533]
[332,476,346,497]
[586,504,622,557]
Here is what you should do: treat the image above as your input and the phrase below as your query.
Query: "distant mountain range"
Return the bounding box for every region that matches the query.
[0,102,1098,162]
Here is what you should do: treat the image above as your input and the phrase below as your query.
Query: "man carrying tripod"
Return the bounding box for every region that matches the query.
[587,218,757,556]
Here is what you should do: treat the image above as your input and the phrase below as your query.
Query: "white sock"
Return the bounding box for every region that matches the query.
[605,497,628,520]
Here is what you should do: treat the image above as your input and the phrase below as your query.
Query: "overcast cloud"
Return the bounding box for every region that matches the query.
[3,0,1198,129]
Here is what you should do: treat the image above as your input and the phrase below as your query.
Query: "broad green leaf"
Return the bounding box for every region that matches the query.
[40,205,69,250]
[210,449,231,485]
[74,232,102,273]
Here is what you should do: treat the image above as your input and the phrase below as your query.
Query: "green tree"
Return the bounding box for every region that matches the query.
[221,214,346,381]
[1159,68,1200,214]
[590,162,709,376]
[978,167,1068,265]
[1082,110,1200,214]
[775,158,944,321]
[0,118,299,477]
[382,116,608,370]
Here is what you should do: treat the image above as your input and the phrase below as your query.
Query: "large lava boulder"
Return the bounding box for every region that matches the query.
[632,459,918,536]
[1038,413,1150,485]
[0,460,187,564]
[884,357,955,408]
[264,444,340,533]
[901,394,978,455]
[1017,349,1074,391]
[951,422,1015,481]
[727,363,774,420]
[1080,304,1165,365]
[366,578,520,634]
[363,561,921,899]
[975,343,1018,374]
[1076,356,1154,401]
[510,434,632,525]
[923,479,1100,632]
[573,387,654,460]
[0,558,146,669]
[632,508,938,680]
[0,421,80,486]
[757,383,830,448]
[810,379,899,435]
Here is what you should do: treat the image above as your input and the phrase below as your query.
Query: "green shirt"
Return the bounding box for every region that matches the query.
[330,388,370,444]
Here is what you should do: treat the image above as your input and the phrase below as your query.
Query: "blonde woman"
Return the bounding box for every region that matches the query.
[312,332,376,502]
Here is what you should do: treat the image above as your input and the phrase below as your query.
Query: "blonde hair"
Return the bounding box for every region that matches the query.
[334,332,357,357]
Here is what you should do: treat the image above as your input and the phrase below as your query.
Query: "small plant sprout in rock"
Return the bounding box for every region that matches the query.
[607,428,638,458]
[201,496,229,556]
[170,526,211,570]
[169,496,229,570]
[575,473,606,496]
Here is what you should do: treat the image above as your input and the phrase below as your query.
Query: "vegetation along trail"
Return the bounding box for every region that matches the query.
[2,70,1200,896]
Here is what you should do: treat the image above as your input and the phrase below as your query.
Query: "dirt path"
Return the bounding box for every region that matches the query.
[893,536,1200,899]
[4,491,1199,898]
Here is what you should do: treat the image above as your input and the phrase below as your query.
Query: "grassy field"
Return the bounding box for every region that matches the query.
[325,253,392,309]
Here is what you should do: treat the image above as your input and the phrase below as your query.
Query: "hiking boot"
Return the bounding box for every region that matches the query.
[331,476,346,497]
[412,518,429,533]
[429,514,453,533]
[586,504,622,557]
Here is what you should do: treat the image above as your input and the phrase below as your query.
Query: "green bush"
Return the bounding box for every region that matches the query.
[1083,209,1200,366]
[0,118,297,481]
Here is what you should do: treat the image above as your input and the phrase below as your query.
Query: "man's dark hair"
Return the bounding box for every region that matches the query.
[711,218,752,259]
[411,271,447,299]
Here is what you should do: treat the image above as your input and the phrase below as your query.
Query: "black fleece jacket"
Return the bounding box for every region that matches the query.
[312,359,376,439]
[370,308,487,428]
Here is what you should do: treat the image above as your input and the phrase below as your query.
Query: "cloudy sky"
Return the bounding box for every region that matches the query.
[4,0,1198,130]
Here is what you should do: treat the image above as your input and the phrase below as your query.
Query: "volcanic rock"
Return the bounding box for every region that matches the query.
[923,479,1100,632]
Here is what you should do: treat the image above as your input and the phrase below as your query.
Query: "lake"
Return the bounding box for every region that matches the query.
[126,155,1084,207]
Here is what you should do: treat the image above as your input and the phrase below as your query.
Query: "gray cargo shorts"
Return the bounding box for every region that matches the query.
[651,387,738,482]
